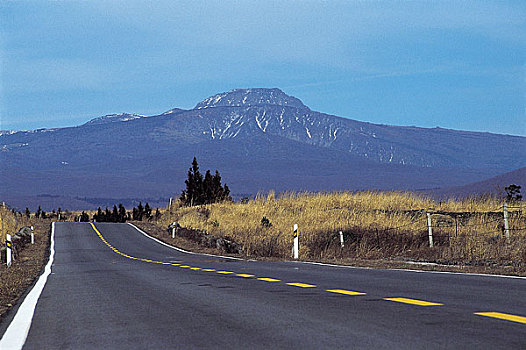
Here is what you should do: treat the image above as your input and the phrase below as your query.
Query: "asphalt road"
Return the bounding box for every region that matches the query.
[2,222,525,349]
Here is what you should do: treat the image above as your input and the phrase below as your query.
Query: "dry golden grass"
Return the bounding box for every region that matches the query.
[158,191,526,264]
[0,206,23,245]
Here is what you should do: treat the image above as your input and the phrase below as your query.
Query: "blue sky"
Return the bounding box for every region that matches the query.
[1,1,525,136]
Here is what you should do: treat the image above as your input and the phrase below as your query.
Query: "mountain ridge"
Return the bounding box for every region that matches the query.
[1,88,525,210]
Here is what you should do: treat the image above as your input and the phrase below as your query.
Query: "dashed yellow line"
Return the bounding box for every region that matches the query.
[474,312,526,324]
[287,282,317,288]
[384,297,443,306]
[327,289,366,296]
[258,278,281,282]
[92,223,522,326]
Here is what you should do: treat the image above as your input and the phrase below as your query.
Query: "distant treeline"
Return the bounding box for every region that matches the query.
[82,202,160,223]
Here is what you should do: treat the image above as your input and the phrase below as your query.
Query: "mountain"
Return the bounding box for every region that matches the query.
[1,88,525,210]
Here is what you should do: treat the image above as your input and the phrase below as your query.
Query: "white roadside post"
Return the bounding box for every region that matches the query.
[503,202,510,243]
[169,197,173,209]
[339,231,344,248]
[6,234,12,267]
[31,226,35,244]
[172,222,176,239]
[293,224,299,259]
[426,212,434,248]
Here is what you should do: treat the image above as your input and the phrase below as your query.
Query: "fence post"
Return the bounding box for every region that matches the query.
[427,212,434,248]
[339,231,344,248]
[293,224,299,259]
[31,226,35,244]
[6,234,12,267]
[503,202,510,243]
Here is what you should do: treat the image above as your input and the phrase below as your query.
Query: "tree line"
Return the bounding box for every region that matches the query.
[89,202,160,222]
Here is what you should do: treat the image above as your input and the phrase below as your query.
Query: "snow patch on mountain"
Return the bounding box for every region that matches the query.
[84,113,147,125]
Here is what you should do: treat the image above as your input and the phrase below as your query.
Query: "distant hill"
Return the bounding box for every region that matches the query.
[428,167,526,199]
[1,88,525,210]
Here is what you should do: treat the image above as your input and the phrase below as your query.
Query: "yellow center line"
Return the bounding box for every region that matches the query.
[384,297,443,306]
[326,289,366,296]
[287,282,317,288]
[236,274,255,278]
[474,312,526,324]
[216,271,235,274]
[257,278,281,282]
[190,267,202,270]
[179,265,191,268]
[201,269,216,272]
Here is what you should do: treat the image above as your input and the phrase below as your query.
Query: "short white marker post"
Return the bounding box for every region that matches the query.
[427,212,434,248]
[6,234,12,267]
[339,231,344,248]
[169,197,173,209]
[31,226,35,244]
[293,224,299,259]
[172,222,176,239]
[503,202,510,243]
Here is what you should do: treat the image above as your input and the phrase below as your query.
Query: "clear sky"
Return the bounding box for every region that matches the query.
[1,1,525,136]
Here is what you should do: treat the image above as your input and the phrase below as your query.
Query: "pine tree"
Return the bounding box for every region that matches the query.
[137,202,144,221]
[25,208,31,218]
[94,207,103,222]
[118,204,127,223]
[144,203,152,220]
[203,170,214,204]
[180,157,232,206]
[180,157,204,206]
[36,206,42,219]
[112,205,119,222]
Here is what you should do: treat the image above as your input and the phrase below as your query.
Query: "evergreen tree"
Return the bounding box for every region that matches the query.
[105,207,111,221]
[203,170,214,204]
[155,208,161,220]
[94,207,103,222]
[180,157,204,206]
[137,202,144,221]
[180,157,232,206]
[41,210,47,219]
[144,203,152,220]
[112,205,119,222]
[118,204,127,223]
[36,206,42,219]
[132,207,138,221]
[25,208,31,218]
[80,211,90,222]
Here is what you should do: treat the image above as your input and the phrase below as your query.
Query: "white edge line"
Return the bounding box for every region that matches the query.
[128,223,525,279]
[294,260,526,280]
[127,223,243,261]
[0,222,56,349]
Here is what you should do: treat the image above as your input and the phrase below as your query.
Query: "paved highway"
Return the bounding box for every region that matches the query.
[1,222,525,349]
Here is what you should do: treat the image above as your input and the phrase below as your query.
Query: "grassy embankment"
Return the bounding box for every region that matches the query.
[155,191,526,271]
[0,206,52,320]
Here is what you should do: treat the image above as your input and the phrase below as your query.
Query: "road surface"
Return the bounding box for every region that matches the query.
[1,222,525,349]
